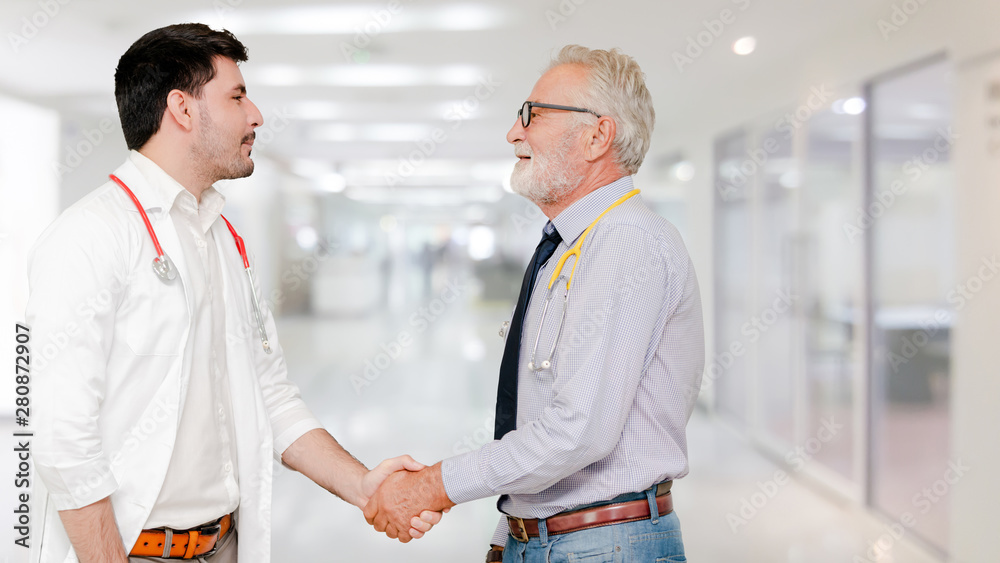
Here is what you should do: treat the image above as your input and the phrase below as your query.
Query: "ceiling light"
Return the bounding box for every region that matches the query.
[318,173,347,193]
[842,97,867,115]
[832,97,866,115]
[245,64,487,88]
[671,161,695,182]
[779,170,801,189]
[295,226,319,250]
[733,37,757,56]
[192,4,506,35]
[310,123,434,142]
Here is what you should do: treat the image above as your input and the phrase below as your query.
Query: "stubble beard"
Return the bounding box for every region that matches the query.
[193,107,255,184]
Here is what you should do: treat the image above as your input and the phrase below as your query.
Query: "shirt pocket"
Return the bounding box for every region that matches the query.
[122,267,188,356]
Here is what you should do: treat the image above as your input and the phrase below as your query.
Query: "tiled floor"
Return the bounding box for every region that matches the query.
[0,269,945,562]
[266,280,944,563]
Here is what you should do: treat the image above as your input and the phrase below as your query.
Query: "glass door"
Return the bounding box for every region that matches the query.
[868,57,954,553]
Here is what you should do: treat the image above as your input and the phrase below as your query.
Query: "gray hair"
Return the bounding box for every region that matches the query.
[548,45,655,175]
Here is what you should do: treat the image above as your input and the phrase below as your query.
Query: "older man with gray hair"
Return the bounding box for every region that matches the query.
[363,45,705,562]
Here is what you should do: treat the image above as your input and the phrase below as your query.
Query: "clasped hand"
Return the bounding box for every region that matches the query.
[363,460,456,542]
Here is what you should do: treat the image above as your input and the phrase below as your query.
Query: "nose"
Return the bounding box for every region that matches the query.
[247,97,264,129]
[506,117,525,144]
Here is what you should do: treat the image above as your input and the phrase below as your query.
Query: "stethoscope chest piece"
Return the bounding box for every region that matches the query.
[152,254,177,281]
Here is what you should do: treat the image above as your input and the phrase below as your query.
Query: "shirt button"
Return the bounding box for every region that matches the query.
[197,239,207,248]
[224,463,232,472]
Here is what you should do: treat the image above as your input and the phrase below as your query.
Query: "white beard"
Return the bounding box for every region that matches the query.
[510,135,582,205]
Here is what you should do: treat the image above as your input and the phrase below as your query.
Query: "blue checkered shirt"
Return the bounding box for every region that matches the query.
[441,176,705,546]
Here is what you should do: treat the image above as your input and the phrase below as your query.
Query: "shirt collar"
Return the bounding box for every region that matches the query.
[550,176,634,244]
[128,150,226,234]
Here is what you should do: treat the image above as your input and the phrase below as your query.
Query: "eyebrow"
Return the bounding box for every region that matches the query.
[231,84,247,94]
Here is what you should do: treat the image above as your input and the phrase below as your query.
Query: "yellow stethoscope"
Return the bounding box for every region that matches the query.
[501,188,639,372]
[110,174,273,354]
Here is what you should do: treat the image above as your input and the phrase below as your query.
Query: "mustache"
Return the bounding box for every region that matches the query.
[514,142,532,158]
[242,132,256,145]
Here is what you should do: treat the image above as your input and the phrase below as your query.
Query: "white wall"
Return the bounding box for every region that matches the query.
[651,1,1000,560]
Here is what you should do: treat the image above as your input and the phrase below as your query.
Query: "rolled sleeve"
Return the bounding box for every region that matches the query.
[27,208,126,510]
[35,456,120,511]
[271,406,323,457]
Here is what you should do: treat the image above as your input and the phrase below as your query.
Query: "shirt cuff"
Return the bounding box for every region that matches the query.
[490,516,510,547]
[271,404,323,460]
[441,449,495,504]
[35,455,120,511]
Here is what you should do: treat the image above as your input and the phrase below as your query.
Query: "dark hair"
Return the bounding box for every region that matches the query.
[114,23,248,150]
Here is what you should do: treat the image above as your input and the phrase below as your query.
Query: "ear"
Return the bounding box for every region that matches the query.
[163,89,195,132]
[583,116,616,162]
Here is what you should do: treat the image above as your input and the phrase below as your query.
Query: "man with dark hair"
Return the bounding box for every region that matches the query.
[27,23,438,563]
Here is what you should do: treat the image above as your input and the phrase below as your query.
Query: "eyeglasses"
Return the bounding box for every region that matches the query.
[518,101,601,128]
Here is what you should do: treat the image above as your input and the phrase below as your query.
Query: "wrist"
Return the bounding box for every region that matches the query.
[427,463,457,511]
[340,463,369,509]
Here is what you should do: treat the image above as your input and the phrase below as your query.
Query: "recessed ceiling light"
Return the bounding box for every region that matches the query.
[245,64,487,87]
[832,97,867,115]
[842,97,867,115]
[733,37,756,56]
[671,161,695,182]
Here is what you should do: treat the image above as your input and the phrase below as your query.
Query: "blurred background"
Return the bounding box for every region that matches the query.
[2,0,999,561]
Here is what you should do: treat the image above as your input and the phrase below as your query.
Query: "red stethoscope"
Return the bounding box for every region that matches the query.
[110,174,273,354]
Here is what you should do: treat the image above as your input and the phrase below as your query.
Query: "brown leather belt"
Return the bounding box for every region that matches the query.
[507,482,673,542]
[129,513,233,559]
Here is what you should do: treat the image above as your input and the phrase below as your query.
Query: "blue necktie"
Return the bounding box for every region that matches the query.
[495,222,562,439]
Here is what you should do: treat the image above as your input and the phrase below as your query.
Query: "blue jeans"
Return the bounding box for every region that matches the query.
[502,487,686,563]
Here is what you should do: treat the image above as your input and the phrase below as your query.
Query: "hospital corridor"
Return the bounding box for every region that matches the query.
[1,0,999,561]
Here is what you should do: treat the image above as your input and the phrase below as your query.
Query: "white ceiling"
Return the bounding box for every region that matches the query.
[0,0,898,193]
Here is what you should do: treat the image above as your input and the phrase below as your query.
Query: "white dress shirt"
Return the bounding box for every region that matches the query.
[130,153,241,529]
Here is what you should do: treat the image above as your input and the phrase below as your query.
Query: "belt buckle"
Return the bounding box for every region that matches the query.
[509,517,529,543]
[196,518,226,558]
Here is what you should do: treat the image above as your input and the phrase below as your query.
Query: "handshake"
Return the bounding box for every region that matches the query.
[358,456,458,542]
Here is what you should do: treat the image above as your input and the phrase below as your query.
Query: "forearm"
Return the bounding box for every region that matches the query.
[57,497,128,563]
[281,428,368,507]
